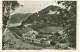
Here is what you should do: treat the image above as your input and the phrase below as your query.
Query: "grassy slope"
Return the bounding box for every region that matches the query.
[3,28,43,50]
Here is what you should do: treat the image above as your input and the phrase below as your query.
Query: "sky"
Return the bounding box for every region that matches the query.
[12,0,64,14]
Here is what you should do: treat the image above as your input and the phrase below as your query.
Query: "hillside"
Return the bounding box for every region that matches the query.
[7,5,63,28]
[7,13,32,27]
[21,5,63,31]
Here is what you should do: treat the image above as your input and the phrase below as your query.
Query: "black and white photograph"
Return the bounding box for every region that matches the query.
[2,0,76,50]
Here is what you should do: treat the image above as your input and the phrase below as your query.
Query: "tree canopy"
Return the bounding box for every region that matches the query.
[57,1,76,48]
[2,1,20,32]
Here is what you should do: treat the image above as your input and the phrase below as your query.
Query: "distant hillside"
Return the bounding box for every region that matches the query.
[7,13,32,27]
[9,13,32,24]
[21,5,63,29]
[18,5,64,31]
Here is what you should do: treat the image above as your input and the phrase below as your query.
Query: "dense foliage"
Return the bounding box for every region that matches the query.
[57,1,76,48]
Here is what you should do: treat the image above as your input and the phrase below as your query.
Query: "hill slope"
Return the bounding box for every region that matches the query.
[21,5,63,31]
[7,13,32,27]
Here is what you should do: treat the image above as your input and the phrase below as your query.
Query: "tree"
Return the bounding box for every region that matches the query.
[57,1,76,48]
[2,1,20,32]
[2,1,21,49]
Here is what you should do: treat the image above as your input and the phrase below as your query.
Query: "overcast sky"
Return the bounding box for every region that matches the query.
[12,0,64,14]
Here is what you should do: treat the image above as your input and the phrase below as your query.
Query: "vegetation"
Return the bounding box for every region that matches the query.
[57,1,76,48]
[2,1,20,32]
[2,1,76,50]
[2,1,21,49]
